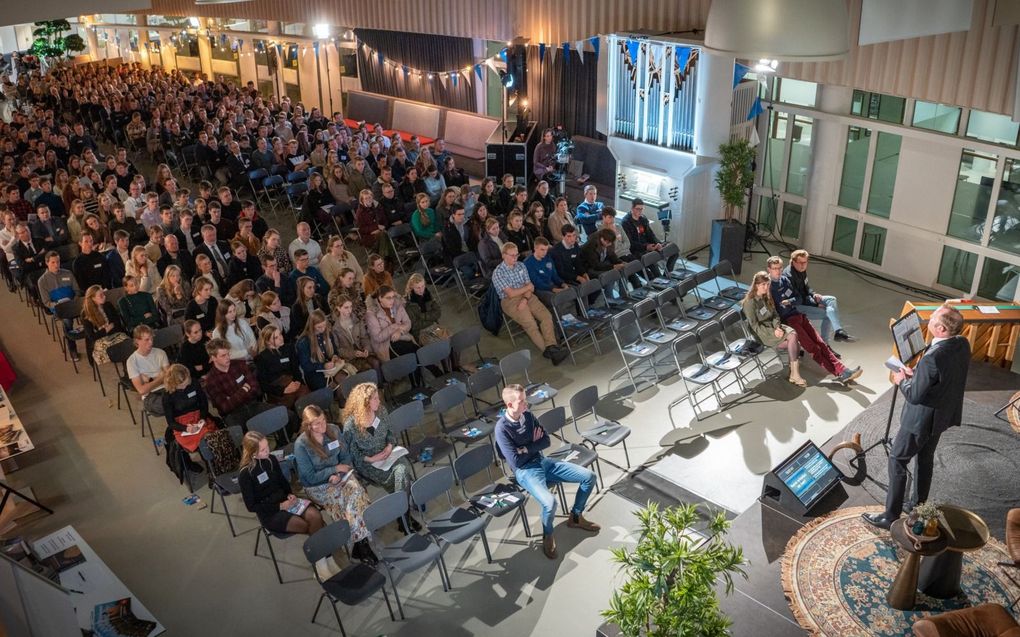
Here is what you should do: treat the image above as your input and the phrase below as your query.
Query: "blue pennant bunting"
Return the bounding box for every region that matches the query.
[312,41,319,54]
[539,43,546,63]
[675,45,690,71]
[499,48,507,63]
[589,36,600,61]
[451,73,458,87]
[474,64,483,81]
[733,62,751,88]
[562,42,570,59]
[627,40,639,66]
[402,65,410,78]
[378,51,385,66]
[747,97,764,120]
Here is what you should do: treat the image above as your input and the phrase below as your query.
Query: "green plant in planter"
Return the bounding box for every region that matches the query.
[714,139,756,223]
[603,502,748,637]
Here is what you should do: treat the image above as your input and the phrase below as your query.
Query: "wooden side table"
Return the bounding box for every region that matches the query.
[888,519,949,610]
[918,505,990,598]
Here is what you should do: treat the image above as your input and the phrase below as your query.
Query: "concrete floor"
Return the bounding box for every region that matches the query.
[0,245,943,636]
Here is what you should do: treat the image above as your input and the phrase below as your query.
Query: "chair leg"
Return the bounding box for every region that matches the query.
[264,532,283,584]
[385,568,406,619]
[593,457,605,491]
[329,599,348,637]
[479,529,492,564]
[222,492,237,537]
[381,587,397,622]
[311,592,325,624]
[254,528,261,555]
[437,552,452,590]
[621,439,631,469]
[516,504,531,538]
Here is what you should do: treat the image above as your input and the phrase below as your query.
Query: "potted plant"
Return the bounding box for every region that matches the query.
[709,139,756,274]
[600,502,748,637]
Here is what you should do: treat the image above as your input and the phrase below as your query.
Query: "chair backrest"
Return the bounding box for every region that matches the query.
[341,369,379,398]
[419,238,444,260]
[363,491,410,534]
[452,444,494,486]
[466,365,501,398]
[599,268,622,289]
[641,251,663,268]
[577,278,602,303]
[263,175,284,188]
[719,309,742,332]
[410,466,454,511]
[295,387,334,415]
[153,324,184,350]
[388,223,412,239]
[247,168,268,181]
[105,286,127,308]
[430,383,468,418]
[714,260,734,278]
[246,405,290,437]
[660,242,679,262]
[673,332,699,361]
[633,297,657,320]
[416,339,451,368]
[677,276,698,297]
[551,286,580,314]
[655,287,679,307]
[381,352,418,382]
[55,297,84,321]
[537,405,567,436]
[450,325,481,356]
[106,338,136,366]
[303,519,352,565]
[569,385,599,420]
[611,309,642,345]
[452,252,480,271]
[288,170,308,184]
[695,320,722,344]
[499,349,531,383]
[287,182,308,196]
[387,399,424,436]
[694,269,715,285]
[623,260,644,279]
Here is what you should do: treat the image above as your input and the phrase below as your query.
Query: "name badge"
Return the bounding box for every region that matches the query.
[758,306,770,318]
[256,472,268,484]
[93,263,102,268]
[196,313,205,319]
[279,357,289,363]
[326,440,340,451]
[235,375,245,384]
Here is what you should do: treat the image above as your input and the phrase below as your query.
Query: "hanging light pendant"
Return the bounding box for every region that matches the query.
[705,0,850,62]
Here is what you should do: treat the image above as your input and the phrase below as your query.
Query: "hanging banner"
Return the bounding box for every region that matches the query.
[675,46,690,73]
[575,40,585,62]
[562,41,570,60]
[539,43,546,63]
[462,69,472,86]
[474,64,483,81]
[590,36,600,61]
[451,72,458,88]
[377,51,385,66]
[733,62,751,88]
[402,64,410,78]
[439,72,448,88]
[627,40,639,67]
[747,96,764,120]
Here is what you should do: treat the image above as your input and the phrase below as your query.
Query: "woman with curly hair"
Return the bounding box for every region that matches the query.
[342,383,416,504]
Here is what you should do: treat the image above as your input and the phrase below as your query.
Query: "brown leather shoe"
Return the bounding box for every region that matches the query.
[542,533,557,559]
[567,513,601,532]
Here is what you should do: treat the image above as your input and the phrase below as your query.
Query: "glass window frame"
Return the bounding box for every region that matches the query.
[912,100,962,135]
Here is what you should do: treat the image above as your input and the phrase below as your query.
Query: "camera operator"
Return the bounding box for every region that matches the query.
[533,128,557,181]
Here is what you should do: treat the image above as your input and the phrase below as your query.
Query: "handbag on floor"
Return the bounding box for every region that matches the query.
[91,332,130,365]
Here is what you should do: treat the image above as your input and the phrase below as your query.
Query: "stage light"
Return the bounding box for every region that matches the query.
[499,70,514,88]
[313,24,330,39]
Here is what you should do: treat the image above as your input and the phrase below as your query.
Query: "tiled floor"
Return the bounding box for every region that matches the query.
[0,245,945,636]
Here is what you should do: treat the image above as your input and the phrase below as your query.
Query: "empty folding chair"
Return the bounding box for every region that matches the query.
[622,259,651,299]
[363,492,449,620]
[107,339,138,426]
[416,339,456,388]
[262,174,285,212]
[538,406,600,495]
[452,252,489,308]
[598,268,633,312]
[454,445,531,539]
[295,387,335,417]
[382,353,431,407]
[286,182,308,213]
[198,426,245,536]
[465,365,504,420]
[713,260,747,301]
[247,168,269,205]
[287,170,308,184]
[608,309,660,394]
[696,268,733,311]
[246,405,294,452]
[410,466,492,573]
[340,368,379,402]
[498,349,557,409]
[449,325,497,374]
[302,520,397,634]
[432,383,496,456]
[641,251,673,290]
[386,399,427,474]
[633,297,677,348]
[549,287,599,364]
[417,238,454,291]
[576,278,614,323]
[660,242,696,280]
[569,385,632,478]
[685,270,720,320]
[653,286,699,333]
[696,320,748,393]
[387,224,420,275]
[669,333,728,423]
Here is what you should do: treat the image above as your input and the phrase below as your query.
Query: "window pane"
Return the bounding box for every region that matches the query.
[977,256,1019,301]
[966,110,1020,146]
[211,41,238,63]
[858,223,887,265]
[947,150,997,244]
[339,50,358,78]
[786,116,813,196]
[774,78,817,107]
[912,101,961,134]
[757,196,778,233]
[866,132,901,218]
[838,126,871,210]
[831,215,858,256]
[763,111,788,190]
[850,90,905,124]
[253,39,270,67]
[989,157,1020,256]
[780,202,802,239]
[937,246,978,292]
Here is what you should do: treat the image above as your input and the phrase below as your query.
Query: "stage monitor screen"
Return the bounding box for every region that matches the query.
[891,309,925,364]
[773,441,843,509]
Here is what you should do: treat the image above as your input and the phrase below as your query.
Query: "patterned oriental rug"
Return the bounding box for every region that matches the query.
[1008,390,1020,434]
[781,506,1020,637]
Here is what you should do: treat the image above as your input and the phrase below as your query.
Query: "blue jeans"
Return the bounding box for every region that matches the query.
[515,456,597,535]
[796,295,842,342]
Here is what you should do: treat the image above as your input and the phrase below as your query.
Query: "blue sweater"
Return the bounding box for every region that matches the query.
[769,275,800,320]
[523,254,563,292]
[495,410,551,473]
[293,424,354,487]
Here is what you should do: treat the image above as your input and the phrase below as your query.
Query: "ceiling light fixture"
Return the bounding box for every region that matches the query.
[705,0,850,62]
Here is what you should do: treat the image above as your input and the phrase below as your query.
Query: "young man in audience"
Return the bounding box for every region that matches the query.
[550,224,589,287]
[127,324,170,416]
[37,251,82,361]
[30,205,69,248]
[524,237,569,306]
[106,230,131,289]
[72,233,109,291]
[288,248,329,298]
[784,249,856,344]
[621,198,663,259]
[492,242,568,365]
[202,338,274,432]
[441,204,471,259]
[495,383,600,560]
[573,185,604,237]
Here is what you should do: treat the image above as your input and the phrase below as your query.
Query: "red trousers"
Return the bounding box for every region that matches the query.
[784,313,845,376]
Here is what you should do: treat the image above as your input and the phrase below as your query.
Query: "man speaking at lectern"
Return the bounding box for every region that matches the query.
[863,304,970,530]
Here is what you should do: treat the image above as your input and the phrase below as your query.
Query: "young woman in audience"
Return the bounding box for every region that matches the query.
[294,405,377,563]
[525,201,552,242]
[177,320,210,379]
[332,296,380,374]
[342,384,417,522]
[326,163,349,203]
[254,325,309,409]
[193,254,223,300]
[185,278,218,336]
[82,214,110,251]
[478,178,499,216]
[126,245,161,293]
[224,279,259,321]
[257,229,293,274]
[156,265,191,325]
[504,211,533,256]
[354,189,388,253]
[212,298,257,361]
[329,268,367,319]
[742,271,805,387]
[291,275,326,338]
[239,431,326,537]
[318,235,363,288]
[397,165,426,205]
[529,179,556,218]
[161,363,215,471]
[255,291,292,338]
[361,253,393,298]
[80,285,129,365]
[507,185,529,218]
[226,242,263,290]
[296,309,350,391]
[435,187,459,220]
[118,275,161,331]
[410,192,441,241]
[403,273,447,345]
[477,217,506,276]
[302,172,335,225]
[365,285,421,385]
[547,197,574,243]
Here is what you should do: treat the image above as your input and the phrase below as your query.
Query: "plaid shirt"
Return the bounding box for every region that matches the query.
[491,260,532,300]
[7,198,32,222]
[201,359,260,416]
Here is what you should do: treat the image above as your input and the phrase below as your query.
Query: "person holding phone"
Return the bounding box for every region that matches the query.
[239,431,324,536]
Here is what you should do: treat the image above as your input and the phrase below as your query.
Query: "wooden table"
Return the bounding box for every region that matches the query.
[888,519,949,610]
[918,505,990,598]
[901,301,1020,368]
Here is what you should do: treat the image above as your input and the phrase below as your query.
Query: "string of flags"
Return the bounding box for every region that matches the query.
[617,38,700,103]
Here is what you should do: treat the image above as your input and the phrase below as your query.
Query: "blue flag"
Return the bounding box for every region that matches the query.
[451,73,458,87]
[627,40,639,66]
[675,46,690,71]
[499,48,507,63]
[539,43,546,63]
[562,42,570,59]
[747,97,764,120]
[590,36,600,61]
[378,51,384,66]
[474,64,483,81]
[733,62,750,88]
[402,65,410,78]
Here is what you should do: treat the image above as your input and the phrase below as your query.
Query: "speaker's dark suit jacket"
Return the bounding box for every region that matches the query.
[898,335,971,436]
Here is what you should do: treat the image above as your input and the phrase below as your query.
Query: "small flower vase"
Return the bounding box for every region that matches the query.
[911,519,926,535]
[923,518,939,537]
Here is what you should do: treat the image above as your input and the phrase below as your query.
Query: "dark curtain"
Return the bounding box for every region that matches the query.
[355,28,477,112]
[524,48,602,140]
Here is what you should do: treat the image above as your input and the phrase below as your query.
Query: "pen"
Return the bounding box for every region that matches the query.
[78,571,86,582]
[67,588,85,594]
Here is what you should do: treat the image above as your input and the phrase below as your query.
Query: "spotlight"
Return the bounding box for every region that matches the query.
[313,23,330,39]
[754,58,779,73]
[499,70,515,89]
